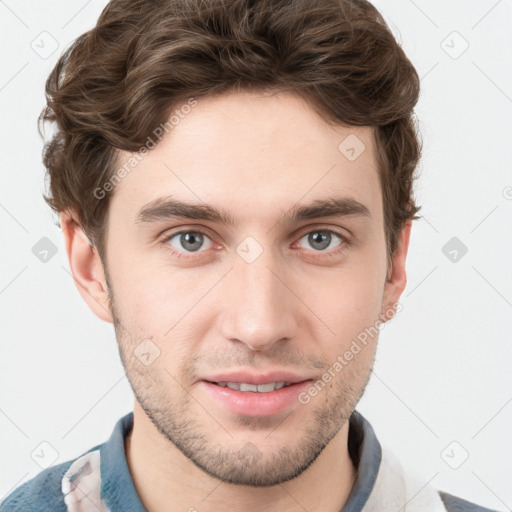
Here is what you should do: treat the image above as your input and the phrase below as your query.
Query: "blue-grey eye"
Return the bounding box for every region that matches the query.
[298,230,343,251]
[168,231,213,252]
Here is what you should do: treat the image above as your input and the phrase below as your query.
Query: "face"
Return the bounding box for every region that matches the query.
[91,90,407,486]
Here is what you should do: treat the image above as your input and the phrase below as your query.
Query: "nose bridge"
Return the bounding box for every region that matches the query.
[220,242,297,350]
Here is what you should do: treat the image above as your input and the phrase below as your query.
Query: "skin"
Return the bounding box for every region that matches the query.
[60,90,411,512]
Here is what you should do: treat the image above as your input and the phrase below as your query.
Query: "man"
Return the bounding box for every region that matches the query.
[1,0,500,511]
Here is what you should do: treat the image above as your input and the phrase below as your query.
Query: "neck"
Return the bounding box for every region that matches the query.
[125,401,357,512]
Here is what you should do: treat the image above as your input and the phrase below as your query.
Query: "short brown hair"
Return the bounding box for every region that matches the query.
[40,0,422,269]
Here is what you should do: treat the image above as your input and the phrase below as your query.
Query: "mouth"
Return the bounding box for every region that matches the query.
[200,378,313,417]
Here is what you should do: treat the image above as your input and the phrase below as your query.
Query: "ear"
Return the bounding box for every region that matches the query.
[59,211,113,324]
[380,220,412,322]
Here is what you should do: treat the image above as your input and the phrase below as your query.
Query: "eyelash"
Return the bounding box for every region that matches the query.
[159,226,351,261]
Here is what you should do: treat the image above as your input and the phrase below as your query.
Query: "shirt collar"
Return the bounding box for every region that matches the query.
[99,409,381,511]
[342,409,382,511]
[100,412,146,511]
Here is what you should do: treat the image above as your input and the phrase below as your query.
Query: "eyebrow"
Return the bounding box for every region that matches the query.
[135,196,371,227]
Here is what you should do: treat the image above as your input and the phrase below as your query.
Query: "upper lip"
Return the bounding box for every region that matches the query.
[201,371,313,385]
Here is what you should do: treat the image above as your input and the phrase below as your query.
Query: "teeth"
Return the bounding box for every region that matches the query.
[240,383,258,392]
[258,382,288,392]
[215,382,289,392]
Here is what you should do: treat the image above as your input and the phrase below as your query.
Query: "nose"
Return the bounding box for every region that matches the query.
[218,246,298,352]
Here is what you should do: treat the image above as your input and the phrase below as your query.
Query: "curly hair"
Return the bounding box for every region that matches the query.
[39,0,422,269]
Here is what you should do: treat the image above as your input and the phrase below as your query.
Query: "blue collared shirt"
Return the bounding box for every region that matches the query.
[0,410,498,511]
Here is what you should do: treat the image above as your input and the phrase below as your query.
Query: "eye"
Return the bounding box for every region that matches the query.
[166,231,213,253]
[297,229,345,252]
[161,227,349,261]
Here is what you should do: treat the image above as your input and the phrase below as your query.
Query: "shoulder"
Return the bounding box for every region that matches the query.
[439,490,503,512]
[1,444,103,512]
[1,460,72,512]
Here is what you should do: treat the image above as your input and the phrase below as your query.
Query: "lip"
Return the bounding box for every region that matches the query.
[199,377,313,417]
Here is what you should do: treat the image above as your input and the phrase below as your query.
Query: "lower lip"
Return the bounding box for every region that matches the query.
[200,380,312,417]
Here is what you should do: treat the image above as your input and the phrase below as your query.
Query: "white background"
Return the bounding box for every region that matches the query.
[1,0,511,510]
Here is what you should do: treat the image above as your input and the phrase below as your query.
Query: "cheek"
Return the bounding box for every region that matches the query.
[110,258,220,371]
[110,256,191,322]
[305,266,385,352]
[320,264,384,315]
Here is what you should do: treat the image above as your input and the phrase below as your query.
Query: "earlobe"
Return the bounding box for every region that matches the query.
[380,221,412,322]
[59,212,113,324]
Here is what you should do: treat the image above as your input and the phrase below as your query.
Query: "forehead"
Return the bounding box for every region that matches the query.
[109,90,382,226]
